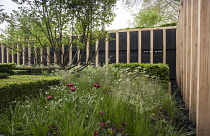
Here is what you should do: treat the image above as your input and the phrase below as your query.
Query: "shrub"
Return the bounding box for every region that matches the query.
[0,75,62,111]
[0,63,16,75]
[0,73,9,79]
[15,67,61,75]
[13,70,29,75]
[110,63,170,82]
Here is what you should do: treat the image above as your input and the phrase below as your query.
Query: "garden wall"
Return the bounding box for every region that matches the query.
[176,0,210,135]
[0,26,176,79]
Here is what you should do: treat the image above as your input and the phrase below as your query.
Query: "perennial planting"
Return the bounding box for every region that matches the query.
[0,66,189,135]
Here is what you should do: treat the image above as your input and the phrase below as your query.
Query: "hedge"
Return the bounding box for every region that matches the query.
[110,63,170,82]
[15,67,61,75]
[0,75,62,111]
[0,63,16,75]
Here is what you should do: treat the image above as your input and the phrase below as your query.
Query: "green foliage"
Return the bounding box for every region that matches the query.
[13,70,29,75]
[0,67,189,136]
[15,67,60,75]
[1,0,117,69]
[0,63,16,75]
[110,63,170,82]
[159,22,177,27]
[0,73,9,79]
[133,7,162,28]
[0,75,62,111]
[131,0,180,27]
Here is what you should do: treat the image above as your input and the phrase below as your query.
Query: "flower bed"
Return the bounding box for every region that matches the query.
[0,67,193,135]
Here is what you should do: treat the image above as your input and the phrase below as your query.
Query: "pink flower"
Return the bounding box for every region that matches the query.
[94,83,100,88]
[70,87,76,92]
[67,83,74,87]
[47,96,53,100]
[60,83,62,86]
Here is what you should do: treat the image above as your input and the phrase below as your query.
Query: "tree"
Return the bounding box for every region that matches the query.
[122,0,180,27]
[133,7,162,27]
[1,0,116,71]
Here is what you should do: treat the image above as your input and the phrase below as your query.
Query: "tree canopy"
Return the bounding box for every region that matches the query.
[1,0,117,70]
[123,0,180,27]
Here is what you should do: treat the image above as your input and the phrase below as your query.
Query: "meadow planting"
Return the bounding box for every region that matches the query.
[0,66,189,136]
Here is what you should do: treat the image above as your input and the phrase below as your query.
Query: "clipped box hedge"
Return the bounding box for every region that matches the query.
[0,75,62,110]
[110,63,170,82]
[15,67,60,75]
[0,63,16,75]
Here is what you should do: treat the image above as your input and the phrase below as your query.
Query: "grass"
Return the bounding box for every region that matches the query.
[0,66,189,136]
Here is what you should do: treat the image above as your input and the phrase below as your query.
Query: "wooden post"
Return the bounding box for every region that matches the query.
[138,30,141,63]
[28,41,31,66]
[17,43,20,65]
[196,0,210,135]
[69,37,72,64]
[127,31,130,63]
[22,47,25,65]
[105,35,109,66]
[163,29,166,64]
[95,40,99,67]
[189,0,198,122]
[40,48,43,66]
[185,0,192,109]
[116,32,119,63]
[6,47,10,63]
[86,38,90,62]
[47,47,50,66]
[77,49,80,66]
[150,30,154,64]
[1,45,4,63]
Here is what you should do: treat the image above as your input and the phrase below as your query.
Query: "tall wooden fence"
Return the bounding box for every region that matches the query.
[0,26,176,78]
[176,0,210,135]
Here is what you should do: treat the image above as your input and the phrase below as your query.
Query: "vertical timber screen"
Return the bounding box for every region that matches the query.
[176,0,210,135]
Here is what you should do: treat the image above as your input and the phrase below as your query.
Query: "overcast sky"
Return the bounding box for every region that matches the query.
[0,0,140,31]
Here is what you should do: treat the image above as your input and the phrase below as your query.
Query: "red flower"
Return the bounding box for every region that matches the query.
[67,83,74,87]
[47,96,53,100]
[70,87,76,92]
[120,122,126,126]
[94,83,100,88]
[99,122,105,127]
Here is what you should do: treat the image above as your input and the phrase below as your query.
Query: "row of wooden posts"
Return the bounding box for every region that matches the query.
[0,26,176,66]
[176,0,210,135]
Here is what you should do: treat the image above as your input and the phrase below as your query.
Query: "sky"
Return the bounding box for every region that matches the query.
[0,0,140,31]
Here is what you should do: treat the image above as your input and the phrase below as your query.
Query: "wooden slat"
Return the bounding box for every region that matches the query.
[77,49,80,66]
[22,47,25,65]
[28,43,31,66]
[47,47,50,66]
[189,0,198,122]
[150,30,154,64]
[95,40,99,67]
[116,32,119,63]
[86,38,90,62]
[40,48,43,66]
[196,0,210,135]
[17,43,20,65]
[1,45,4,63]
[138,30,141,63]
[127,31,130,63]
[69,37,72,64]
